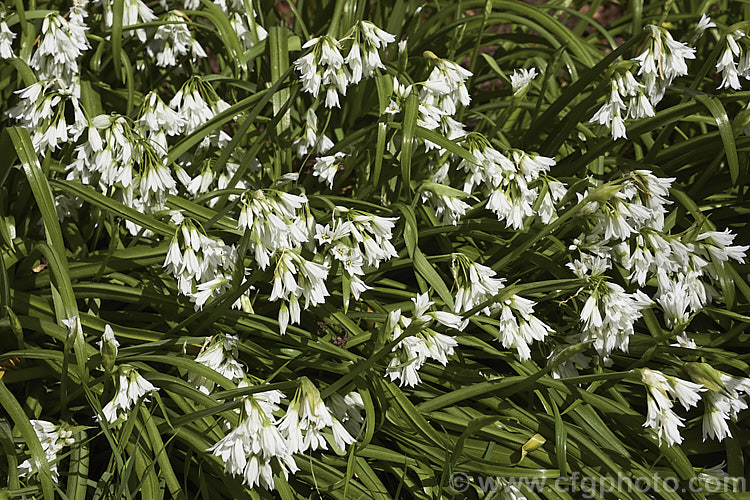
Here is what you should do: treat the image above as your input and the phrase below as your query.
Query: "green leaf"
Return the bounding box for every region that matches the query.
[400,93,419,192]
[111,0,124,79]
[413,249,454,309]
[694,94,740,184]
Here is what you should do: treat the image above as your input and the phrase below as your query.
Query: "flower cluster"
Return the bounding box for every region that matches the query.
[18,420,76,482]
[639,368,704,446]
[210,379,362,490]
[453,134,565,228]
[565,169,748,435]
[451,254,552,360]
[164,214,240,310]
[30,6,90,87]
[590,69,654,139]
[209,387,298,489]
[99,0,155,43]
[7,80,86,153]
[0,16,16,58]
[101,366,159,423]
[635,24,696,104]
[386,293,464,387]
[716,30,750,90]
[685,363,750,442]
[65,114,177,219]
[295,21,395,108]
[592,23,697,137]
[189,334,245,393]
[314,207,398,303]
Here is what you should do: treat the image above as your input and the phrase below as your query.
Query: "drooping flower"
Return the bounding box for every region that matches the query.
[277,377,356,454]
[312,152,346,188]
[189,334,245,394]
[18,420,76,482]
[101,366,158,423]
[640,368,704,446]
[209,384,297,490]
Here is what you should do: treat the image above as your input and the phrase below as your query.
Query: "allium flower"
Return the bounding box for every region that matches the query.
[640,368,704,446]
[270,250,329,334]
[456,135,562,228]
[102,0,156,43]
[575,280,651,356]
[590,70,653,139]
[420,55,472,116]
[685,363,750,442]
[0,20,16,59]
[695,14,716,38]
[189,334,245,394]
[30,10,90,86]
[139,91,185,140]
[147,11,207,67]
[170,76,229,134]
[510,67,538,94]
[346,21,395,84]
[312,152,346,188]
[18,420,76,482]
[295,36,348,107]
[237,188,309,273]
[635,24,696,103]
[385,294,463,386]
[716,31,746,90]
[101,366,158,423]
[229,11,268,50]
[293,108,333,158]
[7,80,87,154]
[209,386,297,490]
[278,377,356,454]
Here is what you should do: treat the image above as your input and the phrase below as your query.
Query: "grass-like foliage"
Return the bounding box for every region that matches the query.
[1,0,750,498]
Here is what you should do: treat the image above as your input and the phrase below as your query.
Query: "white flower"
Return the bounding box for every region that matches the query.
[430,193,471,225]
[189,334,245,394]
[278,378,355,454]
[18,420,75,482]
[295,36,353,108]
[101,367,158,423]
[672,333,697,349]
[693,368,750,442]
[510,67,538,94]
[209,391,298,491]
[312,152,345,188]
[644,397,685,446]
[577,282,650,356]
[293,108,333,158]
[30,11,89,86]
[496,297,553,360]
[590,71,652,139]
[635,25,695,103]
[716,31,746,90]
[703,391,733,441]
[147,11,206,67]
[696,15,716,37]
[419,55,472,117]
[640,368,704,446]
[103,0,155,43]
[0,21,16,59]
